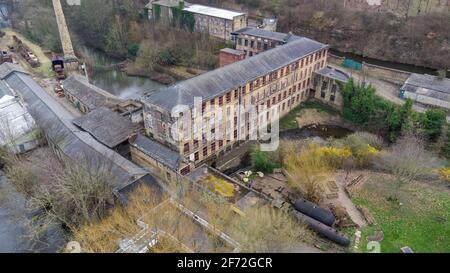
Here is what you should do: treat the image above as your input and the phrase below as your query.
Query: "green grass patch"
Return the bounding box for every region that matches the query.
[279,105,303,130]
[303,101,341,115]
[352,176,450,253]
[279,101,341,130]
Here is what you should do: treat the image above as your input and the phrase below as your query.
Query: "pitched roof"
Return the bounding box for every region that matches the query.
[0,62,28,79]
[402,73,450,102]
[62,75,122,110]
[1,67,148,191]
[220,48,245,56]
[183,4,245,20]
[404,73,450,94]
[152,0,181,8]
[144,37,327,111]
[72,107,137,148]
[315,66,350,83]
[232,27,300,43]
[130,134,181,171]
[0,80,14,97]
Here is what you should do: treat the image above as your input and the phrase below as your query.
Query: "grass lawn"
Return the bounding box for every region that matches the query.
[3,28,53,77]
[352,175,450,253]
[279,101,341,130]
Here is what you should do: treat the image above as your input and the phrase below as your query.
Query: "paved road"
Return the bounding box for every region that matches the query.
[331,65,450,122]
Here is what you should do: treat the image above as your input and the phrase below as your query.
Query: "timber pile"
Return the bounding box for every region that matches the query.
[356,205,376,226]
[329,204,356,228]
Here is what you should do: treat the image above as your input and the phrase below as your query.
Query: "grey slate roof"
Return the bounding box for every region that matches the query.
[232,27,300,43]
[315,66,350,83]
[402,73,450,102]
[0,62,27,79]
[220,48,245,56]
[0,65,148,191]
[72,107,136,148]
[130,134,181,171]
[144,37,328,111]
[0,80,14,97]
[152,0,181,8]
[62,75,122,110]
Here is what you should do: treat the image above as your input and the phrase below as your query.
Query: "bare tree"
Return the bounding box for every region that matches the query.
[229,205,313,253]
[374,134,441,199]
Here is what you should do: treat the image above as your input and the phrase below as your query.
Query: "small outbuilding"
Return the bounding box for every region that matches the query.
[400,73,450,110]
[72,107,137,156]
[62,75,122,113]
[312,66,350,109]
[0,80,39,153]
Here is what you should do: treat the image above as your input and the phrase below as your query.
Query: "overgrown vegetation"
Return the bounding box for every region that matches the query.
[251,150,279,174]
[0,148,115,244]
[283,141,334,203]
[199,0,450,69]
[373,135,441,200]
[341,78,448,146]
[10,0,223,72]
[73,186,312,253]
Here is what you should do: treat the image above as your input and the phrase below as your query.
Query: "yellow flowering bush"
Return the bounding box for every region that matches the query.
[318,146,352,168]
[439,167,450,182]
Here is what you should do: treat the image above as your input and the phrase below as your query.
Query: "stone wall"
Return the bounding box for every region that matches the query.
[362,62,411,85]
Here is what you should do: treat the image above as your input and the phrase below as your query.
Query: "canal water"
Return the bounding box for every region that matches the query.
[80,47,164,99]
[330,49,441,76]
[90,69,164,99]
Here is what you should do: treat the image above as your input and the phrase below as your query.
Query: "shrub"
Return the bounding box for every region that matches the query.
[127,43,140,57]
[341,78,377,124]
[251,150,278,174]
[421,109,447,142]
[283,142,333,203]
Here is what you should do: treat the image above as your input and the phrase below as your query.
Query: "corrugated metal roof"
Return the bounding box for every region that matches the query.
[130,134,181,171]
[2,69,148,191]
[72,107,137,148]
[183,4,245,20]
[62,75,122,110]
[402,73,450,102]
[144,37,328,111]
[405,73,450,94]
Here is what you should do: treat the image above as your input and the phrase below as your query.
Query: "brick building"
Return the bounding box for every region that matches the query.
[231,27,300,57]
[219,48,246,67]
[147,1,248,40]
[183,4,247,40]
[141,37,329,172]
[62,75,122,114]
[311,66,350,109]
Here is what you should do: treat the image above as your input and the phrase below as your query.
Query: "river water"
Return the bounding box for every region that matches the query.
[90,69,164,99]
[81,47,164,99]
